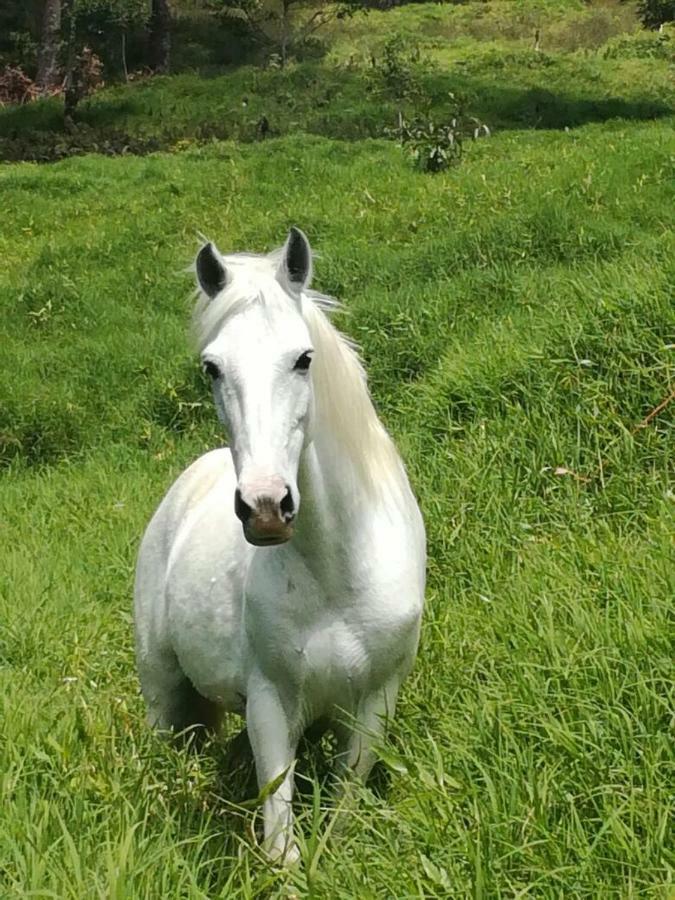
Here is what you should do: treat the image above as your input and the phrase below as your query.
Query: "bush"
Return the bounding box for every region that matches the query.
[0,30,38,75]
[602,25,674,60]
[387,93,490,173]
[0,65,39,106]
[552,8,620,51]
[369,33,431,101]
[208,0,338,67]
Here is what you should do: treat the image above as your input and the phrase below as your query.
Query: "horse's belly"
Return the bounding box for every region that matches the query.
[169,563,246,710]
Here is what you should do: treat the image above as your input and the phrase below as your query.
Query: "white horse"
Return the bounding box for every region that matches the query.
[134,228,426,863]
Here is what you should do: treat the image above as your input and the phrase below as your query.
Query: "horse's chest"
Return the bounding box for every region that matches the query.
[248,595,412,717]
[296,616,371,704]
[245,548,418,716]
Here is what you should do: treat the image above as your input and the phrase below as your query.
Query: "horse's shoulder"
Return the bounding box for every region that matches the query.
[164,447,233,511]
[140,447,236,562]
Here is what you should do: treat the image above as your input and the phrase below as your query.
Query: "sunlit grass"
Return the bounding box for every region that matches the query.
[1,7,674,895]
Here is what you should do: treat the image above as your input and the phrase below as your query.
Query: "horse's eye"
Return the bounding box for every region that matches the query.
[203,360,220,380]
[294,351,313,372]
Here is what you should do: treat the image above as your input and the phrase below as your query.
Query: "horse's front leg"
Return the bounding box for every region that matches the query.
[246,671,300,865]
[336,676,400,783]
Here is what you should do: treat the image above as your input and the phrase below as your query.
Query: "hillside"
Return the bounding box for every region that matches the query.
[1,2,673,896]
[1,1,674,159]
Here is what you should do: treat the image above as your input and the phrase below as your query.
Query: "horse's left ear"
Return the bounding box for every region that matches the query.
[277,227,312,294]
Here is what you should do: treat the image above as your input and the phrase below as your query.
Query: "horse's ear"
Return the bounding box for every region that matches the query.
[196,242,228,298]
[277,227,312,294]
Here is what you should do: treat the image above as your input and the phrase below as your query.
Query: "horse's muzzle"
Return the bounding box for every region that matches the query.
[235,484,296,546]
[244,521,294,546]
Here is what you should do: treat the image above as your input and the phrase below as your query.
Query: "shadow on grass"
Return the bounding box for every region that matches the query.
[175,717,393,859]
[207,720,392,800]
[432,75,673,131]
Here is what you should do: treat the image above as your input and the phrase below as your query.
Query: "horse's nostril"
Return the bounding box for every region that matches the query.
[234,488,252,524]
[280,486,295,521]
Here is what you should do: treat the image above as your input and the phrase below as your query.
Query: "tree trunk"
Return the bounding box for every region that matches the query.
[36,0,62,95]
[148,0,171,74]
[121,31,128,81]
[280,0,290,68]
[62,0,79,122]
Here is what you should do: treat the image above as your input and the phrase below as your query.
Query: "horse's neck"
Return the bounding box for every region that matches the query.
[299,435,359,524]
[294,304,410,565]
[292,417,407,573]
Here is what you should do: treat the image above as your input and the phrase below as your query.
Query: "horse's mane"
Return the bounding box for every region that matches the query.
[191,247,406,500]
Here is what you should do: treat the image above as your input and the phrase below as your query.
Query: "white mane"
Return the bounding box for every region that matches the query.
[191,247,406,500]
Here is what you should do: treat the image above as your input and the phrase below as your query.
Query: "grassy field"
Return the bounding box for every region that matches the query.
[1,2,674,896]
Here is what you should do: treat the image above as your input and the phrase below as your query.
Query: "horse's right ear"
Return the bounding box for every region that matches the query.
[196,242,228,298]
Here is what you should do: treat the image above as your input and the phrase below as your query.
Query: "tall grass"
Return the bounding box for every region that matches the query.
[1,5,673,895]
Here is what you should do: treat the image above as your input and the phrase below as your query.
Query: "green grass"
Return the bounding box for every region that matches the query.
[1,3,674,896]
[325,0,640,55]
[1,2,672,161]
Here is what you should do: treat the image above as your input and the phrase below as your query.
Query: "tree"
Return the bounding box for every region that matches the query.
[636,0,675,29]
[62,0,145,116]
[69,0,149,80]
[148,0,171,73]
[0,1,42,75]
[210,0,344,66]
[36,0,62,93]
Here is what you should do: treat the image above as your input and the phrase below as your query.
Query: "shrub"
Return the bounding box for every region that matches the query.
[552,8,619,51]
[1,30,39,75]
[369,33,431,101]
[208,0,337,67]
[0,65,39,106]
[602,25,674,60]
[387,94,490,173]
[64,47,105,118]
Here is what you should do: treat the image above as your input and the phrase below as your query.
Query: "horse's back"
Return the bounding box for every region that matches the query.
[134,448,251,711]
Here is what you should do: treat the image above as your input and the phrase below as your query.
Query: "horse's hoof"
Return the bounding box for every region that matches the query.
[265,841,301,867]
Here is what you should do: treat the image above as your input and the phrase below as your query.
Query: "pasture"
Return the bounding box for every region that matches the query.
[1,2,673,895]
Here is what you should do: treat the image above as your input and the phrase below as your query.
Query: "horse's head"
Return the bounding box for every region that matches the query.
[195,228,314,547]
